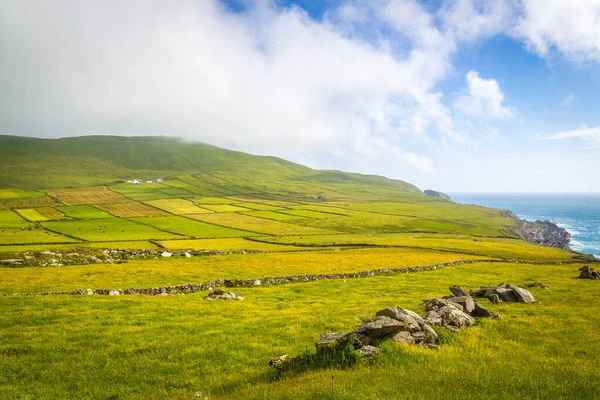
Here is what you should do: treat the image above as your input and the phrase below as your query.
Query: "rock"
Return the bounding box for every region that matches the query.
[523,282,549,289]
[411,331,426,343]
[495,287,518,303]
[161,251,172,258]
[184,252,192,258]
[355,316,404,339]
[449,285,469,297]
[445,296,475,313]
[253,280,262,286]
[421,324,438,344]
[425,298,463,313]
[422,310,442,326]
[436,306,474,329]
[375,307,421,332]
[389,331,415,345]
[316,332,350,349]
[506,211,571,250]
[108,290,120,296]
[212,289,225,296]
[356,345,379,358]
[85,288,94,295]
[473,303,499,318]
[488,294,501,304]
[578,266,600,280]
[509,285,535,303]
[268,354,290,368]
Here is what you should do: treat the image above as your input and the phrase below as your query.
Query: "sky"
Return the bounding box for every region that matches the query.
[0,0,599,193]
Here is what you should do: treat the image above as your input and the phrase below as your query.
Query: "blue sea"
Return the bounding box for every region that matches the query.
[450,193,600,257]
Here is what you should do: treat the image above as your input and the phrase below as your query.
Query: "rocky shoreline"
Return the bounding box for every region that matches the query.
[506,211,572,251]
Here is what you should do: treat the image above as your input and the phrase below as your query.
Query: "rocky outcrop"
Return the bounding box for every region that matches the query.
[204,289,244,301]
[578,266,600,280]
[470,283,535,303]
[506,211,571,250]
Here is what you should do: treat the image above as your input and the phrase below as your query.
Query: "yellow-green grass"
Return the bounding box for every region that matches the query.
[0,189,46,199]
[158,238,310,252]
[258,233,578,262]
[241,210,301,221]
[97,202,168,218]
[130,216,254,239]
[191,197,233,205]
[55,205,114,219]
[15,207,69,222]
[178,175,241,195]
[0,248,491,293]
[41,219,181,242]
[0,240,157,255]
[46,186,129,205]
[227,195,302,207]
[294,204,355,215]
[186,213,337,235]
[0,228,78,245]
[198,204,253,213]
[0,210,32,228]
[0,196,57,209]
[232,201,286,211]
[144,199,212,215]
[161,180,226,196]
[0,261,597,399]
[278,209,343,219]
[109,183,176,201]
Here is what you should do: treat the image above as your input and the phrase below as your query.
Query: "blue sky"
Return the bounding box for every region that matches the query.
[1,0,599,192]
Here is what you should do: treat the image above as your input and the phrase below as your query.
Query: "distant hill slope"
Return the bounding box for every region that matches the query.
[0,135,422,195]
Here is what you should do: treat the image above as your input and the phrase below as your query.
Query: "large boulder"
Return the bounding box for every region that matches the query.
[495,287,518,303]
[388,331,415,345]
[425,298,464,313]
[355,316,405,340]
[436,306,475,329]
[421,324,438,344]
[449,285,469,297]
[473,303,499,318]
[316,332,350,350]
[356,345,380,358]
[445,296,475,313]
[422,310,442,326]
[509,285,535,303]
[375,307,421,332]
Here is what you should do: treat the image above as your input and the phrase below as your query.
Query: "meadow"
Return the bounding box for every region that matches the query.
[0,162,598,399]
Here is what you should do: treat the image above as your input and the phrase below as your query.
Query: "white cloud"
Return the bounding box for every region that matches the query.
[562,94,575,105]
[439,0,516,42]
[514,0,600,63]
[454,70,513,118]
[544,126,600,146]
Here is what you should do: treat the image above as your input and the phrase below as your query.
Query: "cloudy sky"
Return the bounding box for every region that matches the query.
[1,0,599,193]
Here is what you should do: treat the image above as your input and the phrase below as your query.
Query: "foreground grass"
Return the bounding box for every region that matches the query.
[0,261,598,399]
[0,248,487,293]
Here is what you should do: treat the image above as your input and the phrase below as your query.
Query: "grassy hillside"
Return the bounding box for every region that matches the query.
[0,135,421,195]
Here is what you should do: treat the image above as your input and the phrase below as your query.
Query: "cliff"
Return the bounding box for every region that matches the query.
[506,211,571,250]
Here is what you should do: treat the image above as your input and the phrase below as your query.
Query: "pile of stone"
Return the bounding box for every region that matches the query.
[469,283,536,304]
[204,289,244,301]
[313,285,499,358]
[578,266,600,280]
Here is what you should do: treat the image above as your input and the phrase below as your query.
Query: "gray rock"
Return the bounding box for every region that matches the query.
[437,306,474,329]
[85,288,94,295]
[449,285,469,297]
[356,345,380,358]
[422,310,442,326]
[411,331,426,343]
[108,290,120,296]
[473,303,499,318]
[316,332,350,349]
[425,298,464,313]
[268,354,290,368]
[375,307,421,332]
[253,280,262,286]
[488,294,501,304]
[421,323,438,344]
[355,316,404,339]
[184,252,192,258]
[161,251,172,258]
[389,331,415,345]
[496,287,518,303]
[445,296,475,313]
[509,285,535,303]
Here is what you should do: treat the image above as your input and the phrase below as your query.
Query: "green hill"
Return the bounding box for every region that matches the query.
[0,135,421,195]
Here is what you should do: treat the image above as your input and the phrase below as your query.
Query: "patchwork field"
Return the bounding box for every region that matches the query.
[145,199,212,215]
[97,202,168,218]
[46,187,128,205]
[41,219,181,241]
[0,168,597,400]
[130,216,254,238]
[0,189,46,199]
[187,213,337,235]
[15,207,68,222]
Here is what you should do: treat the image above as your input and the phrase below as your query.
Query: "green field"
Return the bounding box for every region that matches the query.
[130,216,255,238]
[0,136,597,400]
[56,205,115,219]
[41,219,182,241]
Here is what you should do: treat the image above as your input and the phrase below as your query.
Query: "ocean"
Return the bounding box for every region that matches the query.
[450,193,600,257]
